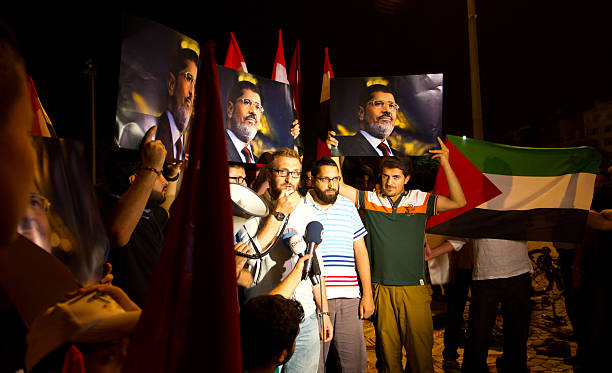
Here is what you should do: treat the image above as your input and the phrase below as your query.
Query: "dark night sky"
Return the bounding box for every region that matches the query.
[5,1,611,161]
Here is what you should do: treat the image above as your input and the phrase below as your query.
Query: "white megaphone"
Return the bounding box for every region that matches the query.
[230,184,269,259]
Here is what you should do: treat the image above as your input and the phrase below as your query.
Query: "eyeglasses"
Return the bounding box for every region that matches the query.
[316,176,341,184]
[177,72,195,86]
[272,168,301,178]
[29,193,51,212]
[229,176,246,184]
[236,98,264,113]
[366,100,399,111]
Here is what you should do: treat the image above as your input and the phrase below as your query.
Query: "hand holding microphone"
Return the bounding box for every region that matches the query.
[287,223,323,285]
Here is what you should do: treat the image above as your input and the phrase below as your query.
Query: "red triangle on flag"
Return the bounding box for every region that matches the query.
[426,138,502,229]
[224,32,248,72]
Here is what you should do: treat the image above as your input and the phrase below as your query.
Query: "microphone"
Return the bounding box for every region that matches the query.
[303,221,324,284]
[287,234,321,285]
[288,235,307,256]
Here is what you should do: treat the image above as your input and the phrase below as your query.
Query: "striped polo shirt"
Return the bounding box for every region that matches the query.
[358,189,438,286]
[304,192,367,299]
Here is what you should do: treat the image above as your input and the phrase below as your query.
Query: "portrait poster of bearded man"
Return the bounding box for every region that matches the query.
[115,15,200,162]
[16,137,109,286]
[217,66,296,164]
[329,74,443,156]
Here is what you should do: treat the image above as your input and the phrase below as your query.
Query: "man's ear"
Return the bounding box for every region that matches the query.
[275,349,288,366]
[358,105,365,121]
[227,101,234,120]
[404,175,411,185]
[168,72,176,96]
[128,174,137,184]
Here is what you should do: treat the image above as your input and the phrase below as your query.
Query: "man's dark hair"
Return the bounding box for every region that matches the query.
[311,157,338,178]
[240,295,304,370]
[169,48,199,76]
[228,80,263,105]
[0,20,27,128]
[379,156,412,177]
[105,149,141,196]
[358,83,399,108]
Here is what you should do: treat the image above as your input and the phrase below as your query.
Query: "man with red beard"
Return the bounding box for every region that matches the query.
[327,84,404,156]
[245,148,333,373]
[304,157,374,373]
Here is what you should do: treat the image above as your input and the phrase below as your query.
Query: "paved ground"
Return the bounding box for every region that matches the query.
[363,290,577,372]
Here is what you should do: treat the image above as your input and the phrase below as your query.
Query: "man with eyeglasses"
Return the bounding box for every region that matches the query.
[303,157,373,373]
[225,80,265,163]
[327,83,404,156]
[118,48,198,164]
[229,163,247,187]
[225,80,300,164]
[245,148,333,373]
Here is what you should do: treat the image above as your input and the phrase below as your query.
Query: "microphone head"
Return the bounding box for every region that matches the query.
[304,221,324,244]
[288,235,307,255]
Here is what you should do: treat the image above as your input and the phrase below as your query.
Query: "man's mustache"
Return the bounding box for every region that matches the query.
[245,113,257,122]
[377,113,392,121]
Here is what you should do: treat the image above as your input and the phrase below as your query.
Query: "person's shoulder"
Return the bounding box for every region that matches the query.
[336,194,358,207]
[400,189,432,204]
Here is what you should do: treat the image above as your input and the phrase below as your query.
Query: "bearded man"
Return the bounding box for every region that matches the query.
[303,157,374,373]
[245,148,333,373]
[118,48,198,163]
[225,80,264,163]
[103,126,180,306]
[328,84,404,156]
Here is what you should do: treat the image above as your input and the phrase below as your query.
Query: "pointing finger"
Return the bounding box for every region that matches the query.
[143,126,158,144]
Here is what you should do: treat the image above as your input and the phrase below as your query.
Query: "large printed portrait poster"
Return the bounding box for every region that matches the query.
[217,65,295,164]
[16,137,108,286]
[115,15,200,161]
[330,74,443,156]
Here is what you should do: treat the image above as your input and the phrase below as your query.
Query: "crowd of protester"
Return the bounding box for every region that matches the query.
[2,19,611,373]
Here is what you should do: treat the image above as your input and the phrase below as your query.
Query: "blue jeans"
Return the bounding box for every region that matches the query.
[282,313,321,373]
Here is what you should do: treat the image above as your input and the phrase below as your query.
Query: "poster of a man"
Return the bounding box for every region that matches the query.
[218,65,297,164]
[328,74,443,156]
[16,138,108,286]
[115,16,199,162]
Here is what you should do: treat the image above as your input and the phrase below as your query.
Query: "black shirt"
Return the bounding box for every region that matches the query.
[109,207,168,307]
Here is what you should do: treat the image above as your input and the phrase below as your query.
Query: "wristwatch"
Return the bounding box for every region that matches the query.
[273,211,286,221]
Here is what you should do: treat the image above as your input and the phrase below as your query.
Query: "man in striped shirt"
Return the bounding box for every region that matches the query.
[305,157,374,372]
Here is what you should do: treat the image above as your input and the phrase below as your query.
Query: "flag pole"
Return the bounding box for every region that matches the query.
[467,0,483,140]
[85,59,96,185]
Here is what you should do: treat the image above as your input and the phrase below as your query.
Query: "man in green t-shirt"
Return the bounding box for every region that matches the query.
[330,137,466,373]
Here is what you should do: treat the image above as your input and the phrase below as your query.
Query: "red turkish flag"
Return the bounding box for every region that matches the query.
[224,32,248,72]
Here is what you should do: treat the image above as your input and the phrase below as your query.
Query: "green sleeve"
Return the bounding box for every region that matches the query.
[427,194,438,216]
[357,190,366,210]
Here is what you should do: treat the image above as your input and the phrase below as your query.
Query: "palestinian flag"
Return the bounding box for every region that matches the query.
[428,135,600,243]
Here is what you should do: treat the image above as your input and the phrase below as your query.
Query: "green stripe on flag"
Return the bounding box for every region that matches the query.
[447,135,600,177]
